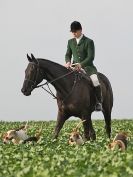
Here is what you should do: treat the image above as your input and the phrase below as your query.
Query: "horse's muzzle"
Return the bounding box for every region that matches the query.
[21,88,31,96]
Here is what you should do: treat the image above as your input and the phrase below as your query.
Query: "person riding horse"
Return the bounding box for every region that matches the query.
[21,54,113,139]
[65,21,102,111]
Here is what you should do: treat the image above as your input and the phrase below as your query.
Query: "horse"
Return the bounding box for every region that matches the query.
[21,54,113,140]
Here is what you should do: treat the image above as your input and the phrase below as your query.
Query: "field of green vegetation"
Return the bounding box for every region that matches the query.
[0,120,133,177]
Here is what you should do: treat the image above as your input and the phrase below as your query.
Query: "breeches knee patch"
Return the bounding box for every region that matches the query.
[90,74,100,87]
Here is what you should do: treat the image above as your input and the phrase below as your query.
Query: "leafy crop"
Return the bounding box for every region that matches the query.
[0,120,133,177]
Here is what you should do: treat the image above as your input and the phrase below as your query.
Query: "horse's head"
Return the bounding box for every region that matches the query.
[21,54,44,96]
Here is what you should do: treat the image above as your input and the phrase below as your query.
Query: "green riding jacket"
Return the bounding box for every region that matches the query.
[65,35,97,75]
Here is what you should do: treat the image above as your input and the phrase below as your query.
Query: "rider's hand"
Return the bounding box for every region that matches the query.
[65,62,71,68]
[74,63,82,71]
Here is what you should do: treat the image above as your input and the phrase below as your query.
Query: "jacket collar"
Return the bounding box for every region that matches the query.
[73,35,86,46]
[78,35,86,45]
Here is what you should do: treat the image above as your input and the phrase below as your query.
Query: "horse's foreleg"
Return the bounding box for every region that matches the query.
[53,110,68,139]
[88,117,96,140]
[82,118,90,141]
[82,115,96,141]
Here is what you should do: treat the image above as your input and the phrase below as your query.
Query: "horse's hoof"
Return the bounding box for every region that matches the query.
[52,139,58,142]
[89,133,96,141]
[53,134,58,140]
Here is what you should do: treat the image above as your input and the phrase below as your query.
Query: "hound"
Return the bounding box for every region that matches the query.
[108,132,128,151]
[68,120,85,145]
[2,122,42,144]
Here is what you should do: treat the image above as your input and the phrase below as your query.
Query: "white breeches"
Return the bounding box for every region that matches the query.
[90,74,100,87]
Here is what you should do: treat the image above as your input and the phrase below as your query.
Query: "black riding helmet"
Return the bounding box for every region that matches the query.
[70,21,82,32]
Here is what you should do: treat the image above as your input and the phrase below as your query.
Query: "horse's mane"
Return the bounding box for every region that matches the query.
[37,58,69,74]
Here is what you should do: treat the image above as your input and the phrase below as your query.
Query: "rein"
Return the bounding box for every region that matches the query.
[36,67,77,100]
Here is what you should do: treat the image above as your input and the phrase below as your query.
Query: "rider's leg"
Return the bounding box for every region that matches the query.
[90,74,103,111]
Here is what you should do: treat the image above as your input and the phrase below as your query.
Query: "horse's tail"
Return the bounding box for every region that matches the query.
[98,72,113,108]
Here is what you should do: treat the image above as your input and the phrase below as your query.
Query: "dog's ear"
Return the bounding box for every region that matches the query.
[108,143,112,149]
[75,134,80,139]
[7,130,17,138]
[75,129,80,133]
[11,130,17,135]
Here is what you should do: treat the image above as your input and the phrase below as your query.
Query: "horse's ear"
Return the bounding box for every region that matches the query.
[31,53,36,60]
[31,53,38,64]
[27,54,32,62]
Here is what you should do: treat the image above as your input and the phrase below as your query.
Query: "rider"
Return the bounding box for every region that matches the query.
[65,21,102,111]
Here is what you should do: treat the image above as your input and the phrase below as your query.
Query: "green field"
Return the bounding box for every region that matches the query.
[0,120,133,177]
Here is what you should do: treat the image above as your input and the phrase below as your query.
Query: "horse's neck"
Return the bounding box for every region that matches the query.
[39,59,73,96]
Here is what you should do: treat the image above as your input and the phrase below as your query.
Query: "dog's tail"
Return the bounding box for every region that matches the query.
[24,121,29,130]
[14,121,29,132]
[73,120,86,131]
[35,123,43,140]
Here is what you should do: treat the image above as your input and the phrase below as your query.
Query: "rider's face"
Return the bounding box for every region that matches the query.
[72,30,82,38]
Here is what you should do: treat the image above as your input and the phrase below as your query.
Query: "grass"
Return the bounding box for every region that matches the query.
[0,120,133,177]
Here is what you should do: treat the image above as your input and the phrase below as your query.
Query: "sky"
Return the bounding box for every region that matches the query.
[0,0,133,121]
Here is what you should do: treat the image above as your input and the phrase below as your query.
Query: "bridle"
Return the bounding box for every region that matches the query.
[24,60,41,90]
[25,60,79,101]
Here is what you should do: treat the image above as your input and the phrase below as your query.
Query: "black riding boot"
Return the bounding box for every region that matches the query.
[94,85,103,111]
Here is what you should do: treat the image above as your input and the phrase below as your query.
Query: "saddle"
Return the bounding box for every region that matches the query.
[70,66,92,85]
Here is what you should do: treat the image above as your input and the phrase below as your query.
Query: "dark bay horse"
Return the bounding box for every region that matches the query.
[21,54,113,140]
